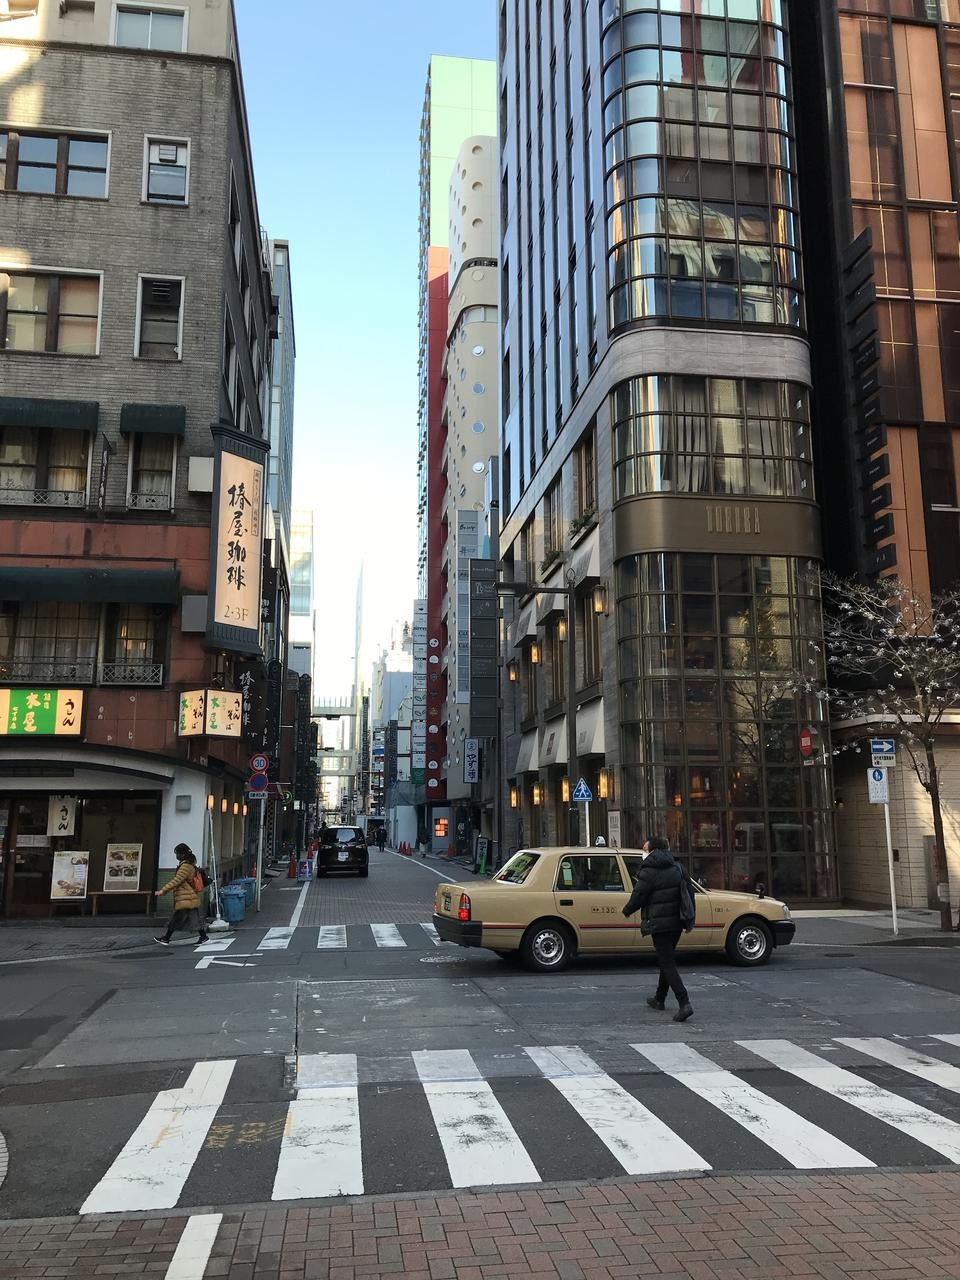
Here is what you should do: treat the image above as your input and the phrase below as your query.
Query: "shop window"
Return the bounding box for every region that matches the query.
[0,426,90,507]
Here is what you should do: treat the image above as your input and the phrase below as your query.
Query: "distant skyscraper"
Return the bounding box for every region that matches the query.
[289,509,315,682]
[267,240,296,559]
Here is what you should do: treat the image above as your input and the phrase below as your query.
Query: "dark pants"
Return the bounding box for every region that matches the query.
[164,907,204,939]
[652,929,688,1005]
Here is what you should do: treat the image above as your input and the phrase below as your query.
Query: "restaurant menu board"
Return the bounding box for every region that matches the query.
[104,843,143,892]
[50,851,89,901]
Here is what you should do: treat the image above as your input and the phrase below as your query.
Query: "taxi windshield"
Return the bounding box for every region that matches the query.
[495,852,540,884]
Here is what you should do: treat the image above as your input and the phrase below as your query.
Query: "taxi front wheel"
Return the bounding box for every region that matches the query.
[725,918,773,966]
[520,921,575,972]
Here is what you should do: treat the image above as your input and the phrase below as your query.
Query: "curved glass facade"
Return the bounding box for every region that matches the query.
[617,551,834,898]
[611,373,813,499]
[601,0,802,330]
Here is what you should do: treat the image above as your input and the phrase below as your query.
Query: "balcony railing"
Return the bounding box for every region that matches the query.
[128,492,173,511]
[99,662,164,686]
[0,487,86,508]
[0,658,96,684]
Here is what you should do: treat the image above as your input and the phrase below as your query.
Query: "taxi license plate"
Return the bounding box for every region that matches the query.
[338,851,349,862]
[443,893,451,910]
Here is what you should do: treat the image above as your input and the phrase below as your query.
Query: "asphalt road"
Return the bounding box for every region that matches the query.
[5,846,960,1223]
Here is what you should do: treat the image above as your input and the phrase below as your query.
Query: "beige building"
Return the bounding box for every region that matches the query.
[440,136,498,806]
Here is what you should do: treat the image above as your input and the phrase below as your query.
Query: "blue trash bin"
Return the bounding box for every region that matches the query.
[220,884,246,924]
[235,877,256,907]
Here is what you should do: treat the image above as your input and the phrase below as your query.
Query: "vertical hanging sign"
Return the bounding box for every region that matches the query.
[206,425,269,655]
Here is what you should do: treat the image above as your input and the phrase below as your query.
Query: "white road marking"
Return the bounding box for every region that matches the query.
[259,928,296,951]
[371,923,406,949]
[839,1038,960,1094]
[273,1055,363,1201]
[164,1214,223,1280]
[384,848,458,879]
[194,937,235,953]
[526,1045,711,1177]
[195,955,256,970]
[743,1039,960,1162]
[413,1049,539,1188]
[80,1059,235,1214]
[634,1042,872,1169]
[420,922,444,946]
[288,880,310,929]
[317,925,347,950]
[934,1034,960,1049]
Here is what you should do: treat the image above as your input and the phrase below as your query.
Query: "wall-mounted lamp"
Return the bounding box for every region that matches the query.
[598,767,613,801]
[561,776,570,803]
[507,661,518,683]
[529,641,541,665]
[221,797,228,814]
[509,784,519,809]
[557,616,567,642]
[532,782,543,806]
[242,803,248,818]
[207,793,215,810]
[593,581,609,615]
[233,801,239,816]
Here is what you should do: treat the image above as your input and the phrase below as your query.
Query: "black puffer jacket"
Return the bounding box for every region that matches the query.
[622,849,684,935]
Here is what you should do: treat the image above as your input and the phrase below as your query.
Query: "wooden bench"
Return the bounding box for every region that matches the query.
[85,891,155,918]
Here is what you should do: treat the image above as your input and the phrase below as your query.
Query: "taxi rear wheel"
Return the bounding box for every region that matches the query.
[520,921,575,973]
[725,917,773,966]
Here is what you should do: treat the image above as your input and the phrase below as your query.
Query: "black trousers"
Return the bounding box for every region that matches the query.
[652,929,688,1005]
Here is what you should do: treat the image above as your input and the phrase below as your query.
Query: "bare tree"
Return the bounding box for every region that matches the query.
[811,574,960,932]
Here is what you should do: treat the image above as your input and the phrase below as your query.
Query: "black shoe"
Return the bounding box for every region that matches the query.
[646,997,666,1011]
[154,936,171,946]
[197,934,209,944]
[673,1003,694,1023]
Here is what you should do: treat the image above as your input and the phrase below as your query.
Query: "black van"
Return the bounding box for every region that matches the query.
[315,826,369,877]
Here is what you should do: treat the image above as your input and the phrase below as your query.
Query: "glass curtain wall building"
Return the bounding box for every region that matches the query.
[499,0,835,898]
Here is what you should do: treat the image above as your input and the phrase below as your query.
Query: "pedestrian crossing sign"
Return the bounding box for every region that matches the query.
[572,778,592,802]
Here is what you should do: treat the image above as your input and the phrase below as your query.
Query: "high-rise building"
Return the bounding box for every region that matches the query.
[288,508,315,682]
[0,0,279,914]
[266,241,296,562]
[499,0,834,899]
[796,0,960,904]
[415,55,496,849]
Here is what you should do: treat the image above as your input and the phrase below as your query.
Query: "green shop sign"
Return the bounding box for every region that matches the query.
[0,689,84,736]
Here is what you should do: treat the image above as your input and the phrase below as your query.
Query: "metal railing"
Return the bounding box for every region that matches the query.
[0,658,96,683]
[99,662,164,686]
[128,491,173,511]
[0,487,86,507]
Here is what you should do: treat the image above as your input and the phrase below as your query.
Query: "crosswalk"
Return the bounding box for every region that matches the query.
[56,1032,960,1216]
[193,922,451,955]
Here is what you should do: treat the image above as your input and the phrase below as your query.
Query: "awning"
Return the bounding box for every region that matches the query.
[536,592,565,626]
[0,567,180,604]
[540,718,568,767]
[511,601,538,649]
[0,396,98,432]
[515,730,540,774]
[576,699,606,758]
[570,530,601,587]
[119,404,187,436]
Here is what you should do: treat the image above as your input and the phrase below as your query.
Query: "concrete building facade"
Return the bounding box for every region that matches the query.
[499,0,835,899]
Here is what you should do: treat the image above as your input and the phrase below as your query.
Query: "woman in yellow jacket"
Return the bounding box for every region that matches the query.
[154,843,208,946]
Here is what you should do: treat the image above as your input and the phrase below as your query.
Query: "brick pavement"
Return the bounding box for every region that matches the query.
[2,1171,960,1278]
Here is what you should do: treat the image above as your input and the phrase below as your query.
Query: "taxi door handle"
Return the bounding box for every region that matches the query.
[559,898,573,905]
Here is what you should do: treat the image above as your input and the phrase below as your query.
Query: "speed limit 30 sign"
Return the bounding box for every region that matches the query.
[249,753,269,773]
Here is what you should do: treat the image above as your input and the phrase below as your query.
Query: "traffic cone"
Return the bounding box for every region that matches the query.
[402,842,411,857]
[287,854,296,878]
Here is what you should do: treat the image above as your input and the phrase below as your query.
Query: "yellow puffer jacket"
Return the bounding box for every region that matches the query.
[159,859,201,910]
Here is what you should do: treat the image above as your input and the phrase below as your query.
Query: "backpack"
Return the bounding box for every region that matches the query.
[192,867,211,894]
[679,869,696,933]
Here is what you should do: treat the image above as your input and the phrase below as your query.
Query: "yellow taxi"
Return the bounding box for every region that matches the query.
[432,847,794,972]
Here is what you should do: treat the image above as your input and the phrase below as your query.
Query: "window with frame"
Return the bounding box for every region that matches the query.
[580,593,602,686]
[115,5,185,51]
[543,478,562,562]
[0,427,90,506]
[128,433,175,510]
[574,425,597,517]
[137,277,182,360]
[1,271,100,354]
[144,138,188,203]
[102,604,165,685]
[0,130,108,198]
[1,601,99,683]
[223,313,238,408]
[555,854,625,892]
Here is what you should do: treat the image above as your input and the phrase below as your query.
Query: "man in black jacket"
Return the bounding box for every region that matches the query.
[622,836,693,1023]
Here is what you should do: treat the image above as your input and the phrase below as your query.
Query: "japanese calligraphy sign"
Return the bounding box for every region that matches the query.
[178,689,243,739]
[47,795,78,838]
[0,689,83,736]
[207,427,268,655]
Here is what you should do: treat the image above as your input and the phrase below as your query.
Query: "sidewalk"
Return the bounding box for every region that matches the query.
[2,1170,960,1278]
[792,906,960,947]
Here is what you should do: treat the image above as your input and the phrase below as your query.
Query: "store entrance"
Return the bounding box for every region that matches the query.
[1,796,55,917]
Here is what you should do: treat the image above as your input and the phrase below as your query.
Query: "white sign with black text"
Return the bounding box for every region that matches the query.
[463,738,480,784]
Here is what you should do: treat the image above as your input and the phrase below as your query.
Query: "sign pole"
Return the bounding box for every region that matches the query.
[883,799,898,937]
[255,796,266,913]
[584,800,591,849]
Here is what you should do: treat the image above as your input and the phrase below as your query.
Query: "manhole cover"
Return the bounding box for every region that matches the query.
[419,954,469,964]
[823,952,854,958]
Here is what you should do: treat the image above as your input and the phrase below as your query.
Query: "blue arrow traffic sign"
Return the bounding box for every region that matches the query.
[870,738,895,755]
[572,778,593,803]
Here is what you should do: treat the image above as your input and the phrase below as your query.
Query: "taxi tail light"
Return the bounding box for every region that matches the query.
[458,893,471,922]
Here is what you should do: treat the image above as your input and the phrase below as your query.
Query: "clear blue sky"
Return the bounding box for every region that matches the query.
[234,1,496,698]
